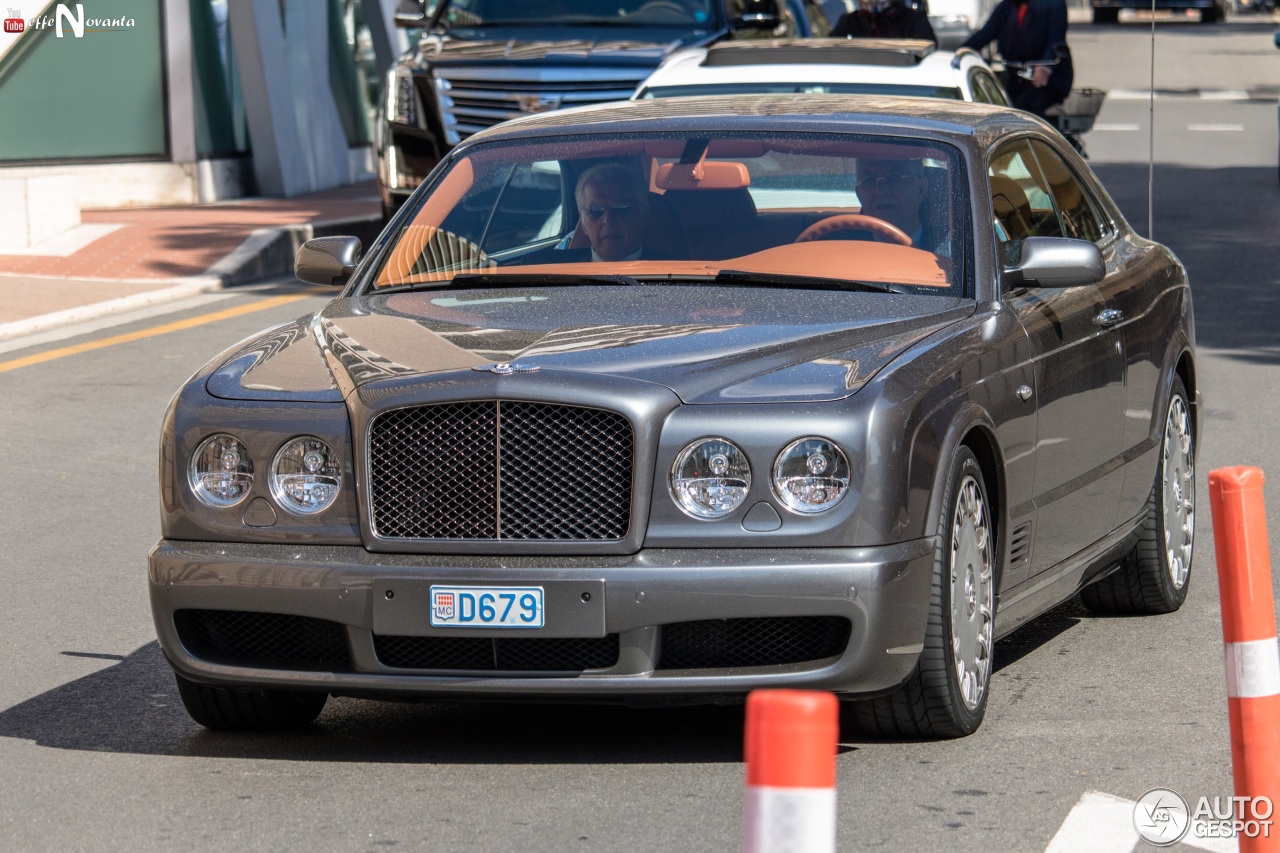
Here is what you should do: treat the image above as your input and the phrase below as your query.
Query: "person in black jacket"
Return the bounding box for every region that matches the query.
[831,0,937,44]
[962,0,1073,118]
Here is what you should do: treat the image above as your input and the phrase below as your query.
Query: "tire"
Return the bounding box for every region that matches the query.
[851,446,996,739]
[1080,376,1194,615]
[1200,3,1222,22]
[1092,7,1120,23]
[175,673,327,731]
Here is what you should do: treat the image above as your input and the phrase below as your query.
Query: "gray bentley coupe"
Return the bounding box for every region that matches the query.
[149,95,1198,738]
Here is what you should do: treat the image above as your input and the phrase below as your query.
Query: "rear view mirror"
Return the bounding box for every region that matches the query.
[394,0,428,27]
[1003,236,1104,288]
[296,236,362,287]
[731,0,781,31]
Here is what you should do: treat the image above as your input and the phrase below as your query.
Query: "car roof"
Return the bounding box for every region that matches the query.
[638,39,993,94]
[463,92,1042,149]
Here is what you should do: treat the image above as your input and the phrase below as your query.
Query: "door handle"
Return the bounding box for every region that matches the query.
[1093,309,1124,328]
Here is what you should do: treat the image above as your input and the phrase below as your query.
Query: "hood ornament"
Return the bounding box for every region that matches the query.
[473,362,541,375]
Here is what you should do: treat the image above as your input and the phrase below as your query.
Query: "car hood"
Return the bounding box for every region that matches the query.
[206,286,973,405]
[421,31,706,66]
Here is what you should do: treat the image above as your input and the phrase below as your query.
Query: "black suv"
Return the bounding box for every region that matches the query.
[377,0,830,219]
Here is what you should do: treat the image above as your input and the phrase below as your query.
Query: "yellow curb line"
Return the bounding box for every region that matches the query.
[0,294,309,374]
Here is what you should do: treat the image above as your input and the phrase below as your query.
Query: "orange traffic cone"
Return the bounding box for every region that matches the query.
[1208,466,1280,852]
[744,690,839,853]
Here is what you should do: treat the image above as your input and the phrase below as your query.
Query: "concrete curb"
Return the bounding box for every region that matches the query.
[0,213,383,343]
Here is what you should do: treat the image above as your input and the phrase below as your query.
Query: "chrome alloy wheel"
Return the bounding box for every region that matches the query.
[1162,394,1195,589]
[950,475,994,711]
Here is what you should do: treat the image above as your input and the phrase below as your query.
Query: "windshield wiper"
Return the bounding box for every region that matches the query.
[446,273,639,289]
[712,270,904,294]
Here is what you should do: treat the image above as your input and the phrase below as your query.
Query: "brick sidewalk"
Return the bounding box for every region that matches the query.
[0,181,380,330]
[0,181,380,282]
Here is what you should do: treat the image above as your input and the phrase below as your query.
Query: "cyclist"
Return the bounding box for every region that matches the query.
[962,0,1072,119]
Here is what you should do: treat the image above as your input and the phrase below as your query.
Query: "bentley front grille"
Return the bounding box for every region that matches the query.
[176,609,352,670]
[369,401,633,540]
[656,617,852,670]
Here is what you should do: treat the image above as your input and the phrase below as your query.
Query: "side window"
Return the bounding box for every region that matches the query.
[968,71,990,104]
[1028,140,1111,244]
[988,139,1063,267]
[481,160,566,254]
[974,72,1010,107]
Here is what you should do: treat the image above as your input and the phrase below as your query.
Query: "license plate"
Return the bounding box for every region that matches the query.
[429,585,544,628]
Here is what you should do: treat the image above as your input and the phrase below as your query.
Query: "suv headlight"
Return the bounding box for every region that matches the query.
[772,438,850,513]
[189,434,254,508]
[270,437,342,515]
[670,437,751,519]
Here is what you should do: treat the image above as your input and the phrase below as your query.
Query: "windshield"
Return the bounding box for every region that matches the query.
[640,83,965,99]
[369,131,971,297]
[437,0,721,28]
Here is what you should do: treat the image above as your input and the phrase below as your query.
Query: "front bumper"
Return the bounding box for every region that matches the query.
[149,538,936,701]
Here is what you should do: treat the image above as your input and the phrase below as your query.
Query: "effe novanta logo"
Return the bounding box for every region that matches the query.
[5,4,138,39]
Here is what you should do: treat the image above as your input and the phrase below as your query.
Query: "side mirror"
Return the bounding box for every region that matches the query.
[731,0,782,31]
[1003,236,1104,288]
[394,0,427,28]
[296,236,362,287]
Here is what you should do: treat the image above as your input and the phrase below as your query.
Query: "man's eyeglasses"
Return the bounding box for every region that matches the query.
[581,203,637,221]
[856,174,920,192]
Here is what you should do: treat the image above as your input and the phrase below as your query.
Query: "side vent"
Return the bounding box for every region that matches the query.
[1008,522,1033,568]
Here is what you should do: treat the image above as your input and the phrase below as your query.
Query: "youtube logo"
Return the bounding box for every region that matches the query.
[3,18,23,33]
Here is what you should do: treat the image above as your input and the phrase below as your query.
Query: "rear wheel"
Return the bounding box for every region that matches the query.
[1081,376,1194,614]
[175,673,327,731]
[851,446,996,739]
[1092,6,1120,23]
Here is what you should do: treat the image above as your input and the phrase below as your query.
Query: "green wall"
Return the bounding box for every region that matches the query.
[0,0,166,162]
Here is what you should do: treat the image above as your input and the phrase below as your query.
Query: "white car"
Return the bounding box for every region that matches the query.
[634,38,1011,106]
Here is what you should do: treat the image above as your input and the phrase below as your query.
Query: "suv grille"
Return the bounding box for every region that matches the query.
[435,66,648,138]
[369,401,633,540]
[374,634,620,671]
[176,610,351,669]
[658,617,851,670]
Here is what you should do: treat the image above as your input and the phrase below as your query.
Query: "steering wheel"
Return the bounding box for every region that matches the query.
[793,214,913,247]
[633,1,694,21]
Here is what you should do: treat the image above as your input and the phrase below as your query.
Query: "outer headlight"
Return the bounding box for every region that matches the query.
[772,438,851,514]
[270,437,342,515]
[189,434,253,508]
[670,438,751,519]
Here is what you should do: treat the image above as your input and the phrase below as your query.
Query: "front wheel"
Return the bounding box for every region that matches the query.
[175,673,328,731]
[1081,376,1194,614]
[850,446,996,738]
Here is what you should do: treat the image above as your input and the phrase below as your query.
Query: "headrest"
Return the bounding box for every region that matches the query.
[655,161,751,190]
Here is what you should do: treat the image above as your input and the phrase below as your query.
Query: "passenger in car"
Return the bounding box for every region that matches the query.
[525,163,681,264]
[853,156,947,253]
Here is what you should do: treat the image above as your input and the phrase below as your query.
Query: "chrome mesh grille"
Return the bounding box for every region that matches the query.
[370,402,632,540]
[374,634,620,671]
[436,68,647,138]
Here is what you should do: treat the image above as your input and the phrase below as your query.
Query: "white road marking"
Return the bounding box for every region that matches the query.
[1187,124,1245,132]
[1046,791,1242,853]
[1200,90,1249,101]
[1044,791,1138,853]
[1093,123,1141,132]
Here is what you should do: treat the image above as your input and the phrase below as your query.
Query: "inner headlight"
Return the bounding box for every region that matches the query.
[189,434,253,508]
[772,438,851,514]
[670,438,751,519]
[270,437,342,515]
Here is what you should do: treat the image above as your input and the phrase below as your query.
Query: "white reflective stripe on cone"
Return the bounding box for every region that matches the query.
[744,786,836,853]
[1225,637,1280,699]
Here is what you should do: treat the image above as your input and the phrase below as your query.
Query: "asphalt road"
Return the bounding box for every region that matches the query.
[1,19,1278,853]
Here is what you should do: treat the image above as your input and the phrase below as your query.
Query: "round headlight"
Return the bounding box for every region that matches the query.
[189,434,254,508]
[772,438,851,514]
[670,437,751,519]
[270,437,342,515]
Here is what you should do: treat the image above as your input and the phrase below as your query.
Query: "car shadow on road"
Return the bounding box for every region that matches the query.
[0,641,765,764]
[1089,163,1280,365]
